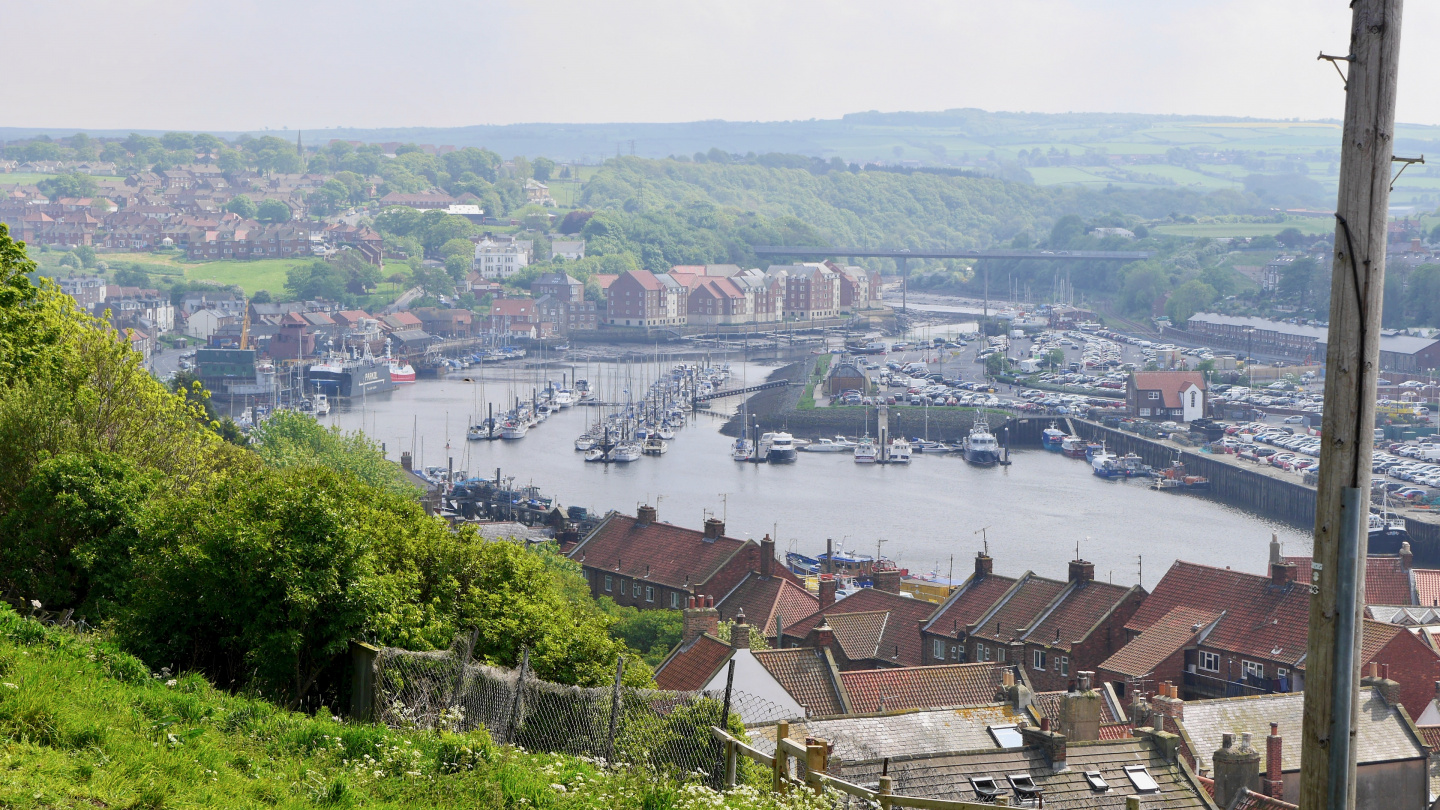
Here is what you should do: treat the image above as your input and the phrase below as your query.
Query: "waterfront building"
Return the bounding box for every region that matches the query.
[604,270,688,328]
[1127,370,1206,422]
[567,506,794,611]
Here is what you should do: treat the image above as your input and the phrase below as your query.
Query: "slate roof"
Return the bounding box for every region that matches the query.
[715,574,818,637]
[922,569,1019,638]
[838,663,1010,715]
[784,587,939,667]
[1126,562,1311,668]
[654,634,732,692]
[784,705,1026,764]
[827,611,891,661]
[568,512,753,591]
[969,573,1068,644]
[750,648,844,717]
[833,737,1212,809]
[1179,688,1426,773]
[1024,580,1142,651]
[1100,606,1223,678]
[1284,554,1415,605]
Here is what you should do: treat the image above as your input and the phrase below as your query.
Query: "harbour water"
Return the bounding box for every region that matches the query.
[329,360,1313,586]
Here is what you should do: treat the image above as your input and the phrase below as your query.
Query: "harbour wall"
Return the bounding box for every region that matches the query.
[1003,417,1440,565]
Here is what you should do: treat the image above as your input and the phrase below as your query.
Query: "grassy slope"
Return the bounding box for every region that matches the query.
[0,607,802,810]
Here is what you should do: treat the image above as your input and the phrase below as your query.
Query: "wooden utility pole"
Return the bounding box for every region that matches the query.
[1300,2,1404,809]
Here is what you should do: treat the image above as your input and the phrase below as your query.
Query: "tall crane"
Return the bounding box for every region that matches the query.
[239,301,251,350]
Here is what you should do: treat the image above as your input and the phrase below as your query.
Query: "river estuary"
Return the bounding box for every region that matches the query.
[328,359,1312,587]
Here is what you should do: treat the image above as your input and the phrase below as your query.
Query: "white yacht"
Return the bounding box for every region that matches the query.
[764,431,797,464]
[801,437,848,453]
[732,437,755,462]
[853,437,877,463]
[574,435,596,451]
[501,421,529,440]
[642,435,669,455]
[313,394,330,416]
[552,390,574,409]
[610,443,642,462]
[888,437,912,463]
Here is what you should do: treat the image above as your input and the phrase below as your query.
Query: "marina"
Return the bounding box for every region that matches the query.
[327,359,1314,583]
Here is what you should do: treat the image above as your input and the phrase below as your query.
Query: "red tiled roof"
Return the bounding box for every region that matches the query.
[570,513,751,591]
[1415,569,1440,608]
[923,571,1018,638]
[1031,691,1123,724]
[1131,371,1206,408]
[1230,787,1299,810]
[716,574,819,637]
[1024,580,1140,651]
[785,588,938,667]
[654,634,732,691]
[621,270,662,291]
[970,574,1068,644]
[1129,561,1310,668]
[490,298,534,317]
[1360,618,1405,664]
[838,663,1009,714]
[1099,606,1222,679]
[1285,555,1414,605]
[1098,722,1134,740]
[751,648,844,717]
[1417,725,1440,751]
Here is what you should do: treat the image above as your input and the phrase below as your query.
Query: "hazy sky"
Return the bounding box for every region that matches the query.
[6,1,1439,131]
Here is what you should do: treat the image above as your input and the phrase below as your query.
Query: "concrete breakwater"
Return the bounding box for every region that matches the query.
[1004,417,1440,566]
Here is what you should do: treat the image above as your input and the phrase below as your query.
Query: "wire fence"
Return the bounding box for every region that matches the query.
[371,633,800,782]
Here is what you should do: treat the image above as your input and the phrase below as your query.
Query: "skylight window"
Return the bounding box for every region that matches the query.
[1083,771,1110,792]
[1124,765,1160,794]
[987,724,1025,749]
[969,777,1000,800]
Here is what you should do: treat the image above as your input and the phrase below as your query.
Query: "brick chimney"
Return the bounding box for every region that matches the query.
[1150,683,1184,732]
[1068,559,1095,583]
[974,552,993,578]
[1022,717,1067,771]
[1212,732,1261,809]
[1401,540,1414,571]
[1263,723,1284,799]
[872,567,902,594]
[814,618,835,650]
[731,609,750,650]
[1057,672,1101,742]
[682,595,719,642]
[1361,662,1402,706]
[400,451,413,471]
[760,534,775,579]
[1270,560,1297,587]
[819,576,837,608]
[703,516,725,540]
[637,504,657,525]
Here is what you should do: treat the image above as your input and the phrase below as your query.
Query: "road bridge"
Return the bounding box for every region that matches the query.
[752,245,1153,311]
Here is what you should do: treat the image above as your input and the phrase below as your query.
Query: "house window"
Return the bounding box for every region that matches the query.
[1199,651,1219,672]
[976,643,988,662]
[1148,392,1159,400]
[670,591,680,609]
[1140,408,1151,417]
[645,586,654,603]
[1190,391,1197,408]
[996,647,1005,663]
[956,645,966,663]
[1059,656,1069,676]
[1243,661,1264,679]
[1033,650,1047,671]
[604,575,612,592]
[934,638,946,661]
[632,581,641,598]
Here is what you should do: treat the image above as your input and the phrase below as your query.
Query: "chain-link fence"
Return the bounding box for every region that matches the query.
[370,633,799,780]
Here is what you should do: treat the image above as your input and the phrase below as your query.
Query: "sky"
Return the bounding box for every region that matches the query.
[5,0,1438,130]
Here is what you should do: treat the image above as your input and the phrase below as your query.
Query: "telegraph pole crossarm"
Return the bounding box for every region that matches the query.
[1300,3,1404,809]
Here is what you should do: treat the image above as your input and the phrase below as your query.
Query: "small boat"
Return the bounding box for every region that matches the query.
[732,437,756,462]
[610,443,642,462]
[388,362,416,384]
[888,437,912,463]
[1061,436,1089,458]
[1152,454,1209,490]
[574,436,596,451]
[501,421,528,440]
[1119,453,1151,477]
[552,390,574,408]
[763,431,797,464]
[1091,446,1123,478]
[468,419,497,441]
[313,394,330,416]
[658,428,676,440]
[1041,421,1066,452]
[911,439,947,453]
[854,437,878,463]
[642,435,668,456]
[584,448,606,462]
[801,437,848,453]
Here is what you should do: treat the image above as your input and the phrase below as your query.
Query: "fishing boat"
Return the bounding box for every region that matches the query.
[801,437,848,453]
[1152,453,1209,491]
[1119,454,1151,477]
[1091,446,1123,478]
[307,345,395,398]
[962,412,1000,466]
[763,432,798,464]
[853,436,878,463]
[888,437,912,463]
[1060,435,1090,458]
[1369,495,1410,552]
[1041,421,1066,451]
[642,435,668,456]
[312,393,330,416]
[1084,442,1106,461]
[388,361,416,384]
[732,437,756,462]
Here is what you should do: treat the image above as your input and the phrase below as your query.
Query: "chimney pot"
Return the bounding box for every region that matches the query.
[731,610,750,650]
[682,598,720,642]
[1068,559,1095,583]
[974,552,994,578]
[1213,730,1261,809]
[760,534,775,579]
[703,516,725,540]
[1270,561,1297,586]
[1264,723,1284,799]
[1401,541,1414,570]
[637,504,657,524]
[819,576,837,608]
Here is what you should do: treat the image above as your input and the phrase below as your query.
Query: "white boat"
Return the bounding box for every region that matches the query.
[801,437,848,453]
[584,448,606,462]
[313,394,330,416]
[763,431,797,464]
[888,437,912,463]
[501,421,529,440]
[553,390,574,408]
[732,438,755,462]
[830,435,857,449]
[658,428,676,440]
[610,443,642,462]
[642,436,669,456]
[853,437,877,463]
[574,436,596,451]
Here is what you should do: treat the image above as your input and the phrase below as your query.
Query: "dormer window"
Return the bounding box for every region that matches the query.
[1124,765,1159,794]
[1083,771,1110,792]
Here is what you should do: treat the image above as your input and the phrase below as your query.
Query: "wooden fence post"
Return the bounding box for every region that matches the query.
[724,739,737,788]
[773,720,789,792]
[348,640,379,722]
[806,738,828,795]
[605,656,625,766]
[877,776,893,810]
[1126,796,1141,810]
